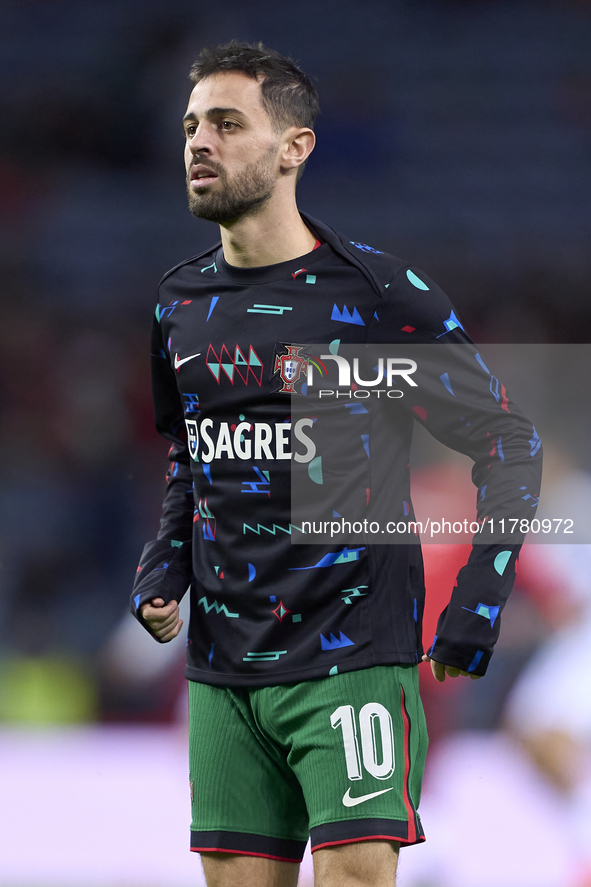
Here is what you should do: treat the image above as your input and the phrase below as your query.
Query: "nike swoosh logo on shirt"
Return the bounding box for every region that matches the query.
[174,352,201,371]
[342,787,394,807]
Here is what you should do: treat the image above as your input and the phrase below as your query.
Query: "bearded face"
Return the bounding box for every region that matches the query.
[186,143,279,224]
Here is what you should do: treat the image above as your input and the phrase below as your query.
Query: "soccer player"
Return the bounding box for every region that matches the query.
[131,41,542,887]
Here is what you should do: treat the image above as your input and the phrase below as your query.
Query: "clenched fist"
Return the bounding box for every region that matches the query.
[140,598,183,643]
[422,654,482,682]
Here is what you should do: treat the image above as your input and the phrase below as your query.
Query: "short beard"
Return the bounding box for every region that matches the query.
[187,146,277,224]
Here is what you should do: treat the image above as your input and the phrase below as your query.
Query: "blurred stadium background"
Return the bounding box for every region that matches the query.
[1,0,591,885]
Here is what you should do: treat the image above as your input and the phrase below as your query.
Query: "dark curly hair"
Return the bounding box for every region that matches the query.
[189,40,320,134]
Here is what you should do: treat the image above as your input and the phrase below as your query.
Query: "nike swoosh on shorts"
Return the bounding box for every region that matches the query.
[341,787,394,807]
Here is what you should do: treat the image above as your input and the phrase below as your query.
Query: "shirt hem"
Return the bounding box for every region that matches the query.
[184,652,420,687]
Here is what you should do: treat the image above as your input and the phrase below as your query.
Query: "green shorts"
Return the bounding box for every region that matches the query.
[188,664,428,861]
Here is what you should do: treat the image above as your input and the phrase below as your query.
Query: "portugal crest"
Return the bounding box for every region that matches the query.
[272,343,309,394]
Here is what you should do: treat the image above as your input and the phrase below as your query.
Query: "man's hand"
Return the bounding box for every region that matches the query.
[140,598,183,643]
[422,654,482,682]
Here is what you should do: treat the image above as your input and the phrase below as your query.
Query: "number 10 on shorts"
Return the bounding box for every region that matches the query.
[331,703,395,781]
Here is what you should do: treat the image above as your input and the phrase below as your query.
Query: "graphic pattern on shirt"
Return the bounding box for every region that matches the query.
[132,213,542,686]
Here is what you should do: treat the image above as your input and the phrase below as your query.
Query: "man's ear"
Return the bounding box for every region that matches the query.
[280,127,316,174]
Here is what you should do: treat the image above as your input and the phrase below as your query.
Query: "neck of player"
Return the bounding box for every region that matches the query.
[219,196,316,269]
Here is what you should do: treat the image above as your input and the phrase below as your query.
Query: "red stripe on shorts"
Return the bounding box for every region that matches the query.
[400,685,416,844]
[190,847,301,863]
[311,833,424,852]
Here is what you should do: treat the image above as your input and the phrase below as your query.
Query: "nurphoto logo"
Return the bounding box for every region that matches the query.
[307,352,418,399]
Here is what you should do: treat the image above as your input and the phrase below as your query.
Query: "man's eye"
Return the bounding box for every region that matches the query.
[221,120,237,131]
[185,125,197,137]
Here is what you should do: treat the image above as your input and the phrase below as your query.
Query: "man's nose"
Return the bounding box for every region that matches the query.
[188,124,213,155]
